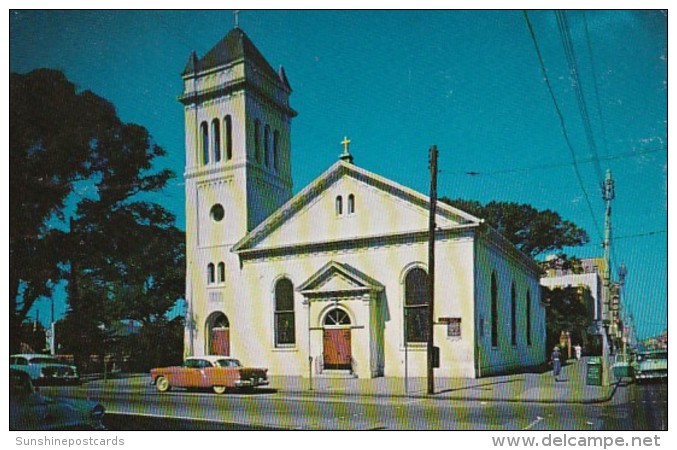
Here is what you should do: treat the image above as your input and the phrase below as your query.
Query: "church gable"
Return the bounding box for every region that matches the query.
[232,161,481,254]
[297,261,384,298]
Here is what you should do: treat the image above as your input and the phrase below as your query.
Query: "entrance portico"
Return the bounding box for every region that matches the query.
[298,261,385,378]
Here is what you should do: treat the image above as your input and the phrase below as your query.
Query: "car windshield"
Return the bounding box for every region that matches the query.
[214,359,242,368]
[29,357,62,365]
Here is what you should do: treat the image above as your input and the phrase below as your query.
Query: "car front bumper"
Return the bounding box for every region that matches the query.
[235,379,269,387]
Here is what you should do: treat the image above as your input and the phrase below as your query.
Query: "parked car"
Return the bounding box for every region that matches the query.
[150,356,269,394]
[10,369,105,430]
[632,350,667,382]
[10,354,79,385]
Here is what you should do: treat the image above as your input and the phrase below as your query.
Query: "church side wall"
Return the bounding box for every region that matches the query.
[474,232,546,376]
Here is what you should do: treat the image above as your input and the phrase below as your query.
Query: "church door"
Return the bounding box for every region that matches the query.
[210,327,230,356]
[322,308,352,370]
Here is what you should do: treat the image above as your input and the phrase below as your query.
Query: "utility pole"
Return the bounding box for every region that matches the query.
[601,169,615,385]
[427,145,438,395]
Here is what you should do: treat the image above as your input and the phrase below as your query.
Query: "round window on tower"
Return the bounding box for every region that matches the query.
[210,204,225,222]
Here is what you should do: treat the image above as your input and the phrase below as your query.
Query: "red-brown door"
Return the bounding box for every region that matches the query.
[210,327,230,356]
[323,329,351,370]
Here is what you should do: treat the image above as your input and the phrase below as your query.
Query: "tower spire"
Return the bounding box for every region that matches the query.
[233,10,240,29]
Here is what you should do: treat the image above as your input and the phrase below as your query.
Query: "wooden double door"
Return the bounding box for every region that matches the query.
[323,328,351,370]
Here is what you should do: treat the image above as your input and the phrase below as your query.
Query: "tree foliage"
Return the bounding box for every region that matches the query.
[543,286,596,355]
[441,198,589,257]
[10,69,183,357]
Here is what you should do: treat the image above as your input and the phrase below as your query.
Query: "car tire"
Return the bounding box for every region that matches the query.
[155,376,171,392]
[212,385,227,394]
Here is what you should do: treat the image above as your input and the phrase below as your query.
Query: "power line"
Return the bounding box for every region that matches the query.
[523,11,602,242]
[555,10,605,184]
[441,146,664,177]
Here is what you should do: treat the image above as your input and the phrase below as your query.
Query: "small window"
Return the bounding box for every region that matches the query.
[210,204,225,222]
[348,194,355,214]
[264,124,271,167]
[207,263,215,284]
[217,262,225,283]
[273,130,280,170]
[200,122,209,165]
[254,119,261,163]
[511,282,517,346]
[212,119,221,162]
[336,195,343,215]
[224,115,233,161]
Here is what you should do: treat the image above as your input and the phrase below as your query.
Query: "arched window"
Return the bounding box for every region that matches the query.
[224,115,233,161]
[335,196,343,215]
[212,119,221,163]
[200,121,209,165]
[274,278,295,346]
[254,119,261,163]
[273,130,280,171]
[348,194,355,214]
[207,263,215,284]
[511,282,517,346]
[404,267,429,344]
[526,289,532,346]
[264,124,271,167]
[217,262,225,283]
[491,272,498,347]
[324,308,351,326]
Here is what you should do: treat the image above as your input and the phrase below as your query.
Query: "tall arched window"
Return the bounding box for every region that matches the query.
[491,272,498,347]
[217,262,225,283]
[511,282,517,346]
[348,194,355,214]
[254,119,261,163]
[335,195,343,215]
[274,278,295,346]
[207,263,215,284]
[526,289,532,346]
[212,119,221,163]
[273,130,280,171]
[404,267,429,344]
[264,124,271,167]
[224,115,233,160]
[200,121,209,165]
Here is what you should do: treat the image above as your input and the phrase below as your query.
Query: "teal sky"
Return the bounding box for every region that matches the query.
[9,10,667,339]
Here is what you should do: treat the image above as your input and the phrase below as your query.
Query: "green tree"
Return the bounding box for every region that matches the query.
[10,69,183,359]
[440,198,589,258]
[543,286,595,355]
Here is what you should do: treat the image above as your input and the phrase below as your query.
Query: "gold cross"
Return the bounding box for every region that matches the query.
[341,136,351,155]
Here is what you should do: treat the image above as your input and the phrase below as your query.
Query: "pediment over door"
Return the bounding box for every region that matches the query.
[297,261,384,302]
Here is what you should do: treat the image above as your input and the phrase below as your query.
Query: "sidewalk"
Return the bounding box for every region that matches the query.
[267,357,618,404]
[95,357,617,404]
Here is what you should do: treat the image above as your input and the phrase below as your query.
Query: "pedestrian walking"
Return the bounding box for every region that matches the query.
[551,346,562,381]
[574,344,582,361]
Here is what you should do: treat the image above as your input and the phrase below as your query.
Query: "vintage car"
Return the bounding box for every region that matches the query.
[150,356,269,394]
[10,369,105,431]
[632,350,667,382]
[10,354,79,385]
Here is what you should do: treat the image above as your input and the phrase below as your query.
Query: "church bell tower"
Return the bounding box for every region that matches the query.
[181,26,295,247]
[180,26,295,355]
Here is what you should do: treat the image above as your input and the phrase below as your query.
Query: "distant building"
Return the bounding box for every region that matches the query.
[181,27,546,378]
[540,256,606,323]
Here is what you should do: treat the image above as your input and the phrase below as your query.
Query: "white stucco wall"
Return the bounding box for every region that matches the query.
[189,231,478,379]
[474,230,546,376]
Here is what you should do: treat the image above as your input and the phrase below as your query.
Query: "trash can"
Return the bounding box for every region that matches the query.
[586,357,602,386]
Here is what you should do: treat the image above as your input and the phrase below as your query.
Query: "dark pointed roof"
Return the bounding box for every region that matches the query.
[182,28,279,82]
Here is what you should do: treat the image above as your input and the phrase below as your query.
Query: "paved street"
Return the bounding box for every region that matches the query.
[38,360,666,430]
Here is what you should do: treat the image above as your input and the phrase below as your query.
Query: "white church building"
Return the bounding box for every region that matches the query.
[181,27,546,378]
